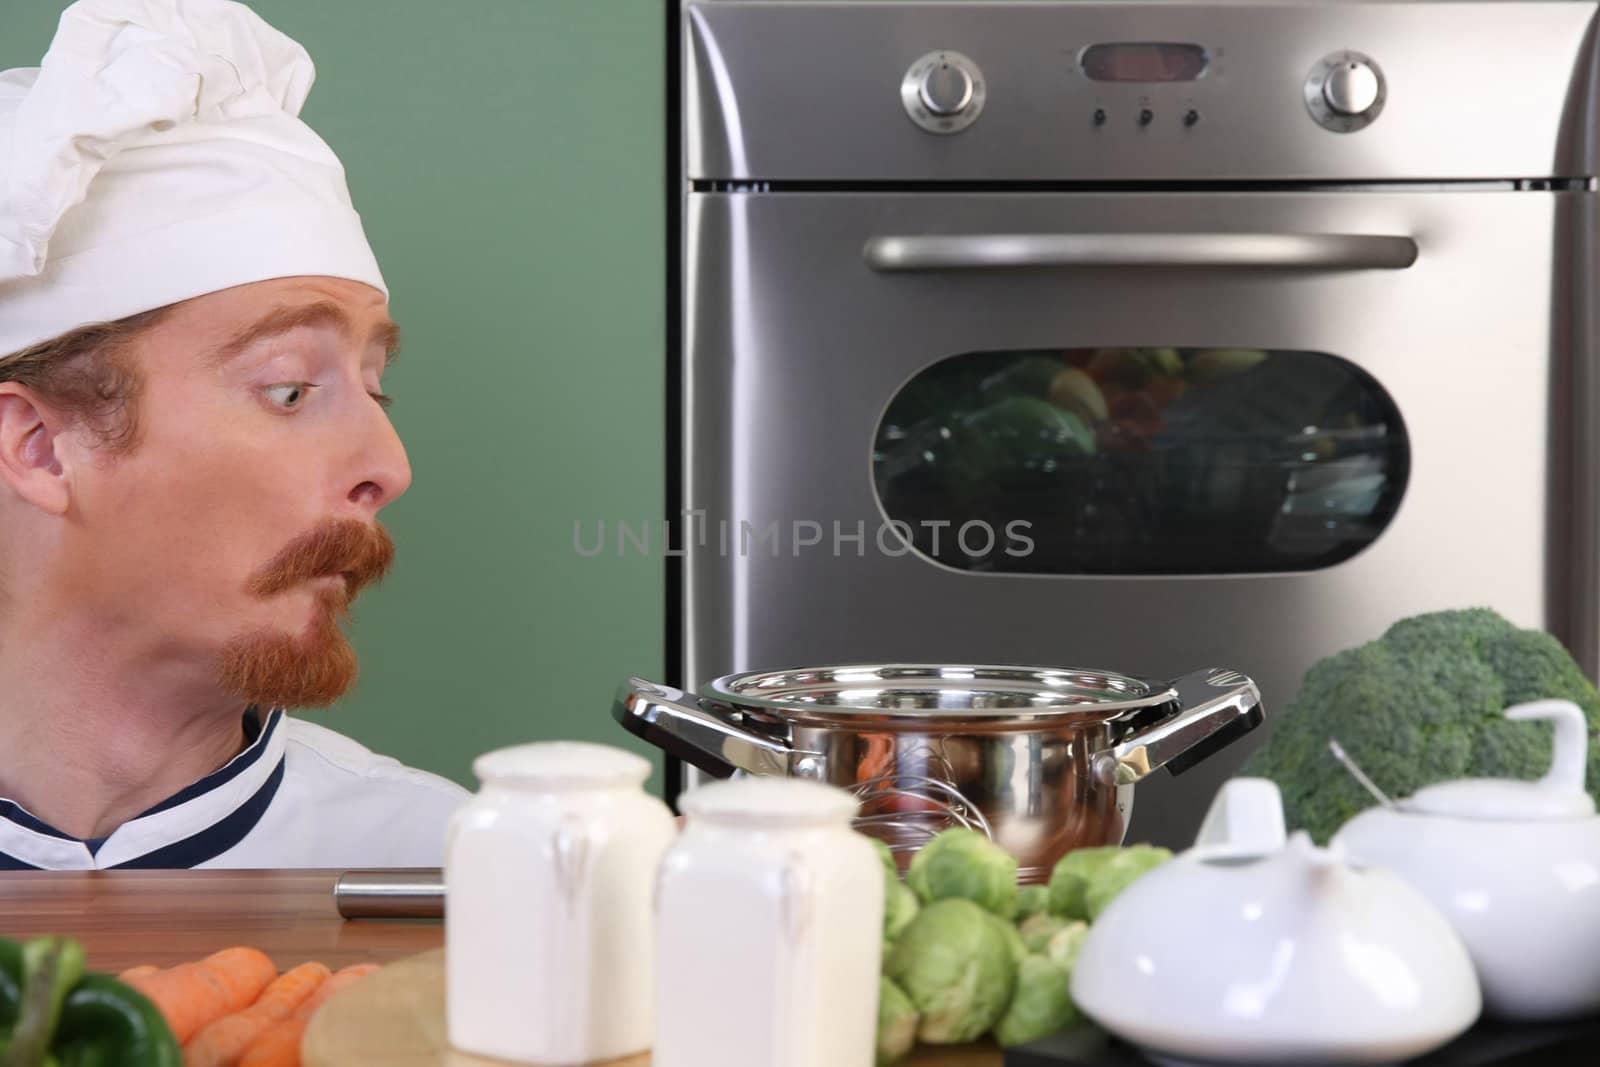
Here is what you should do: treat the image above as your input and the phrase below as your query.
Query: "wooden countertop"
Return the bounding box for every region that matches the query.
[0,870,1004,1066]
[0,869,442,972]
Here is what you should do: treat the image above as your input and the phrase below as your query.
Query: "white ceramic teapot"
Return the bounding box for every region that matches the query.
[1071,778,1481,1065]
[1334,698,1600,1022]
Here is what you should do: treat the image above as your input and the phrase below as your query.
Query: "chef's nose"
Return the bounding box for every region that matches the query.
[346,404,413,516]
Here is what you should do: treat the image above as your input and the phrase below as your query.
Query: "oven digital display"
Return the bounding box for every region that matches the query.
[1080,43,1209,82]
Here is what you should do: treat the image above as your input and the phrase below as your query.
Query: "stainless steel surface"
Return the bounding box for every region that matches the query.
[1095,669,1264,785]
[919,63,972,116]
[676,0,1600,848]
[683,187,1568,846]
[862,232,1419,272]
[703,662,1157,721]
[1304,50,1388,133]
[333,869,444,920]
[848,773,994,857]
[899,50,987,134]
[1323,57,1381,115]
[617,677,796,775]
[616,665,1262,879]
[686,2,1600,182]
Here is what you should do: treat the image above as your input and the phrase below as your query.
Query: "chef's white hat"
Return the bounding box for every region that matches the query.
[0,0,387,359]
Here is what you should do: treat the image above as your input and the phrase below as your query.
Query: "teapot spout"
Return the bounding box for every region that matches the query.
[1285,831,1347,889]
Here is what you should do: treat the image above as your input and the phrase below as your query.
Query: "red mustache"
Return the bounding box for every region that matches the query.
[248,519,395,599]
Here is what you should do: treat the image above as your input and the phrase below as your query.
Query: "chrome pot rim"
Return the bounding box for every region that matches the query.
[698,662,1164,725]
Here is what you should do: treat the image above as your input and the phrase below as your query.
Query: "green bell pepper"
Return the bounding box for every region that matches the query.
[52,977,180,1067]
[3,936,87,1067]
[0,938,21,1029]
[0,939,177,1067]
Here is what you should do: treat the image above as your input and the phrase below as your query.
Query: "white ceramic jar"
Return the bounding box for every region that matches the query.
[654,777,883,1067]
[445,741,676,1065]
[1334,699,1600,1021]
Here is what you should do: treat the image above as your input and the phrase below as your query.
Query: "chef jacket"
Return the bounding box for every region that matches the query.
[0,708,468,870]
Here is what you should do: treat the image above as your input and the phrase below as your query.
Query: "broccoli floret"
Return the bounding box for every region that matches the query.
[1241,608,1600,842]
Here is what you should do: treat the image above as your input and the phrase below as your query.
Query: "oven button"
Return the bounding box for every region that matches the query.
[901,51,987,134]
[1304,50,1386,132]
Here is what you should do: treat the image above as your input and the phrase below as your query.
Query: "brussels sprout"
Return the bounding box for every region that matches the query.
[1018,913,1073,954]
[869,836,921,943]
[906,828,1019,920]
[988,912,1027,966]
[886,881,920,943]
[994,954,1082,1047]
[876,976,919,1066]
[1046,846,1122,920]
[1084,845,1173,920]
[1045,921,1089,971]
[870,836,899,879]
[1015,885,1050,920]
[885,899,1018,1044]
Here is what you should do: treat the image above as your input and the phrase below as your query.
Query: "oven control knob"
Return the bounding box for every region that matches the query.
[1304,51,1386,132]
[1323,60,1380,115]
[901,51,987,135]
[920,62,973,116]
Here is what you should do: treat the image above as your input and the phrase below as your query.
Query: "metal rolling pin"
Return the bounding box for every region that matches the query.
[333,868,444,919]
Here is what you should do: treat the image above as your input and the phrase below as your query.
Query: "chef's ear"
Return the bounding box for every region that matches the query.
[0,384,71,515]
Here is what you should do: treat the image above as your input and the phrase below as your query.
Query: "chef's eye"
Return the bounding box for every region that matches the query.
[264,383,314,409]
[370,391,394,411]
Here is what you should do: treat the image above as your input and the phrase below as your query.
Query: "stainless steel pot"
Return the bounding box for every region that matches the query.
[613,664,1263,882]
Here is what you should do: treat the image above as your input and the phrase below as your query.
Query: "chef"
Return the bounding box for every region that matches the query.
[0,0,469,868]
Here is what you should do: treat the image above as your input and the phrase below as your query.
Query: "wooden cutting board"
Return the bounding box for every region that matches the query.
[303,949,1003,1067]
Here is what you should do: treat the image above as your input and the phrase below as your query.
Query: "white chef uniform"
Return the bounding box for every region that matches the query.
[0,0,470,869]
[0,709,469,870]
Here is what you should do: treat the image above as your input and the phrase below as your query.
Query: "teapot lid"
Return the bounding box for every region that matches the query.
[1403,699,1594,821]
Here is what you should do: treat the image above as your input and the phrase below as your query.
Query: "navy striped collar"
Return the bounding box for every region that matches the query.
[0,708,287,870]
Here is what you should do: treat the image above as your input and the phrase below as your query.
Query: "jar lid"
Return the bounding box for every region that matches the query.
[1401,699,1594,821]
[1405,779,1594,820]
[473,741,652,790]
[679,776,859,826]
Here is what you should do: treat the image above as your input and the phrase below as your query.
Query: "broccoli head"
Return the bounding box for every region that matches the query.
[1240,607,1600,842]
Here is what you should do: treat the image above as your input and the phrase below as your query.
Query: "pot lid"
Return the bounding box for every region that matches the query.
[1402,699,1594,821]
[700,663,1161,724]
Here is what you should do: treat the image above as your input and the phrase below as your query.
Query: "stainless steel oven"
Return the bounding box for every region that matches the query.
[666,0,1600,846]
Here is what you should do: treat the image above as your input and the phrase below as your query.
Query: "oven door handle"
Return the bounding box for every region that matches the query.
[862,232,1418,271]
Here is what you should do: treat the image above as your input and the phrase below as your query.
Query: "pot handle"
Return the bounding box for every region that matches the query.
[612,677,796,779]
[1094,668,1264,786]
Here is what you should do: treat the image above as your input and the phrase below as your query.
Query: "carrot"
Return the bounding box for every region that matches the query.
[182,961,331,1067]
[119,964,160,982]
[126,946,278,1044]
[236,964,379,1067]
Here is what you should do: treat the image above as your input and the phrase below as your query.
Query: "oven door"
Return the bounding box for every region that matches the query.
[682,188,1576,845]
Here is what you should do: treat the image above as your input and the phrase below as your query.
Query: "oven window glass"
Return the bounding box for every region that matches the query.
[872,348,1409,574]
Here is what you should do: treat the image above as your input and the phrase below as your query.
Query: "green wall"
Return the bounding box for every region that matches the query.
[1,1,667,791]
